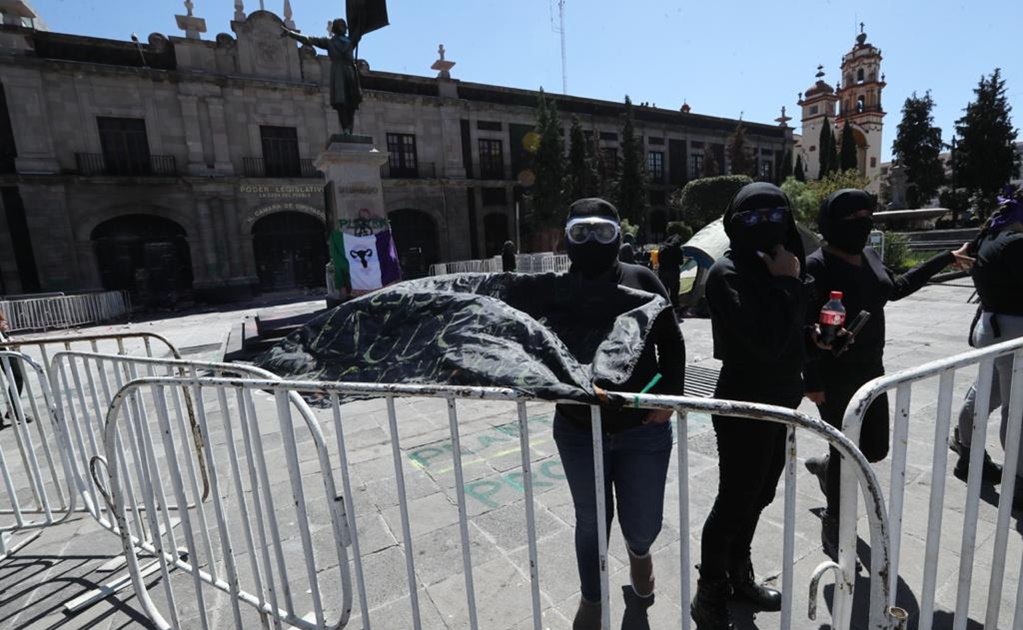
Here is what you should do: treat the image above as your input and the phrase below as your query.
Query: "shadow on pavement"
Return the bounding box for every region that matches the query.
[620,585,655,630]
[0,553,157,629]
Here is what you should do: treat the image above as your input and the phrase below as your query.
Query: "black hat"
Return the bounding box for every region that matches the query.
[566,198,621,223]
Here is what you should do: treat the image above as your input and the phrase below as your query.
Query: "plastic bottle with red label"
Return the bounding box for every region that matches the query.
[819,291,846,346]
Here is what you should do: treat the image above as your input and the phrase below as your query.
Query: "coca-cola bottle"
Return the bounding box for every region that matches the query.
[819,291,846,346]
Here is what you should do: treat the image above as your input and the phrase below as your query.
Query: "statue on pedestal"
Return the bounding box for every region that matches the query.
[280,1,389,136]
[282,19,362,135]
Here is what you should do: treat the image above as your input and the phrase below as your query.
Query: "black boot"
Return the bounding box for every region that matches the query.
[950,428,1002,483]
[729,557,781,612]
[804,454,829,497]
[691,575,735,630]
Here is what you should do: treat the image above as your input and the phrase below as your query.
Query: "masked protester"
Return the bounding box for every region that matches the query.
[802,188,973,557]
[692,183,810,629]
[501,240,517,272]
[954,187,1023,498]
[0,311,26,430]
[658,235,686,309]
[554,198,685,629]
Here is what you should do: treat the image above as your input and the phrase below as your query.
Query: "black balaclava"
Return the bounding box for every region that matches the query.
[724,182,793,257]
[819,188,875,255]
[566,198,622,277]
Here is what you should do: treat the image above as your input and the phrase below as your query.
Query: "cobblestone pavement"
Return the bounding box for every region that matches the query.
[1,282,1017,629]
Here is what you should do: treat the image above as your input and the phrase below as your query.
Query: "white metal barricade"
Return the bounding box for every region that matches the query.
[839,335,1023,630]
[0,351,76,560]
[101,375,353,630]
[0,290,131,332]
[105,378,902,630]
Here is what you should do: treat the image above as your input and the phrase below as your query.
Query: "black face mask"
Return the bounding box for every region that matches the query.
[828,217,873,254]
[731,221,787,255]
[568,241,619,277]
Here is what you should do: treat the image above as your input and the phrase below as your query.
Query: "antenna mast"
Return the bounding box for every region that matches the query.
[550,0,568,93]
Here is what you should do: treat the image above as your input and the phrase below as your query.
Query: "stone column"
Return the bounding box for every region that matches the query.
[206,97,235,174]
[193,197,219,286]
[178,95,207,175]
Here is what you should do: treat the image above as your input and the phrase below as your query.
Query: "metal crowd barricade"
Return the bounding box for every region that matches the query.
[101,375,353,630]
[838,336,1023,630]
[103,377,902,630]
[0,290,132,332]
[0,351,76,560]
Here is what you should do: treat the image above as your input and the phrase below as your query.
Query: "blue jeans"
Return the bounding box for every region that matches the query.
[553,413,673,602]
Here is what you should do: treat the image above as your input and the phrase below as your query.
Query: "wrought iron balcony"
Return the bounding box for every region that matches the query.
[75,153,177,176]
[242,157,321,178]
[381,161,437,179]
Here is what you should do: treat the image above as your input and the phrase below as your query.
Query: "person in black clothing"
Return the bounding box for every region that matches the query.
[954,187,1023,493]
[501,240,517,272]
[0,312,26,431]
[802,188,973,556]
[692,182,810,630]
[553,198,686,629]
[618,235,637,264]
[658,235,685,309]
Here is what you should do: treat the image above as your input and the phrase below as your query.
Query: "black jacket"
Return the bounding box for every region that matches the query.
[708,182,813,402]
[556,262,686,432]
[803,247,953,389]
[972,230,1023,316]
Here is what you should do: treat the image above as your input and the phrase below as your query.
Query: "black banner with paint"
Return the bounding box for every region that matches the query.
[257,272,674,403]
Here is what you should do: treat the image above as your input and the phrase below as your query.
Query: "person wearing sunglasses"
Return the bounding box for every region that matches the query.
[553,198,685,629]
[692,183,810,629]
[801,188,973,559]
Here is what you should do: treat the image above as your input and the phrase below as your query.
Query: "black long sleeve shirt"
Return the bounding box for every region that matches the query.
[804,247,954,390]
[555,262,686,433]
[706,253,813,401]
[972,230,1023,316]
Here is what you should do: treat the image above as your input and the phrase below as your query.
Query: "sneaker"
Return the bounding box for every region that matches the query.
[805,454,829,497]
[950,429,1002,483]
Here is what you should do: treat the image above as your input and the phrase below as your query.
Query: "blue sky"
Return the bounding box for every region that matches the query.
[31,0,1023,162]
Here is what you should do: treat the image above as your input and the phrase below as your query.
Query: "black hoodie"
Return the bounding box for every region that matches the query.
[706,182,813,402]
[803,189,953,390]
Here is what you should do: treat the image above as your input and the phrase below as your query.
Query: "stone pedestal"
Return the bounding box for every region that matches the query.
[315,136,393,300]
[314,136,389,232]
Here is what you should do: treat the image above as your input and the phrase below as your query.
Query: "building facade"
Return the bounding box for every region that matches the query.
[795,27,885,192]
[0,8,792,303]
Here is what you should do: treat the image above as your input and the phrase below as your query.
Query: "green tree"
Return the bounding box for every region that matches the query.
[666,221,693,241]
[781,149,794,182]
[566,116,597,201]
[701,147,720,177]
[892,91,946,207]
[671,174,753,230]
[615,96,648,224]
[781,169,873,229]
[954,68,1020,215]
[527,89,567,232]
[794,154,806,182]
[818,117,839,178]
[727,123,755,177]
[840,122,859,172]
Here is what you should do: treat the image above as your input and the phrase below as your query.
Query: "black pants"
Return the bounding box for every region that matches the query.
[700,388,801,579]
[659,272,681,309]
[819,366,889,515]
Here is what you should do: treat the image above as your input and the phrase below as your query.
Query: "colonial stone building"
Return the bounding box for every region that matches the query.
[0,7,792,303]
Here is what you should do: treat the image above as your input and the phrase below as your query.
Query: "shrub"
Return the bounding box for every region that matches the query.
[666,221,694,241]
[883,232,911,272]
[670,175,753,231]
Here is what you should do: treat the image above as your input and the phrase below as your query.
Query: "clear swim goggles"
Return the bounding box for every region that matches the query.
[565,217,621,245]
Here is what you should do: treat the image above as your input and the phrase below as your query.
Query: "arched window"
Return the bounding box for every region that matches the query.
[92,214,193,305]
[251,211,327,291]
[857,68,865,83]
[857,95,866,113]
[388,209,439,279]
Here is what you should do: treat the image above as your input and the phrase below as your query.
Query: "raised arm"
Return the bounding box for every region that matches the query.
[280,26,330,50]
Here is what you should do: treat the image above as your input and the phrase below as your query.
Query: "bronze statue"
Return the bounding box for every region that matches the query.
[282,19,363,135]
